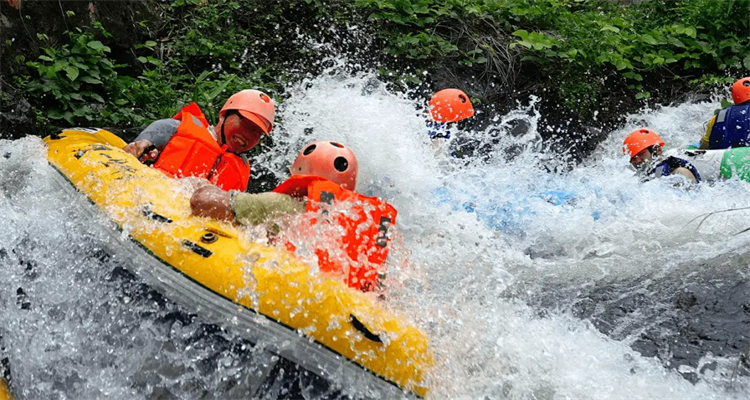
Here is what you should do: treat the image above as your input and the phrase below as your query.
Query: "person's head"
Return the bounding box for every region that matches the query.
[623,128,665,168]
[731,77,750,105]
[428,88,474,123]
[291,141,359,190]
[216,89,276,153]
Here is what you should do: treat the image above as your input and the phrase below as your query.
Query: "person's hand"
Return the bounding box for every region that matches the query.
[123,140,158,162]
[190,185,234,221]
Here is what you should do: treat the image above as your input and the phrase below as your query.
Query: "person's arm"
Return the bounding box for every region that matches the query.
[699,116,716,149]
[122,119,180,160]
[671,167,698,184]
[190,185,304,225]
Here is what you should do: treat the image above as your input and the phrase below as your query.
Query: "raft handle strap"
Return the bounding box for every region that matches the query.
[376,217,391,248]
[350,314,383,343]
[142,205,173,223]
[181,240,213,258]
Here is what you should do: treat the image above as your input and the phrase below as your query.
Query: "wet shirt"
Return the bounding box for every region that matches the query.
[652,156,700,183]
[134,117,210,149]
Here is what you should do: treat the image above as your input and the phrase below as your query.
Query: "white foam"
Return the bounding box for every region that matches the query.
[1,73,748,399]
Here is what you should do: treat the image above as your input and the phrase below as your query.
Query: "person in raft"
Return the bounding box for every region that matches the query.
[426,88,475,141]
[122,89,276,192]
[622,128,750,185]
[190,141,397,292]
[699,77,750,149]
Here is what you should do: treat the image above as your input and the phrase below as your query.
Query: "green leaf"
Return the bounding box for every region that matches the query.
[137,56,148,63]
[145,40,157,48]
[79,76,102,85]
[64,66,79,81]
[744,54,750,70]
[641,34,658,45]
[38,55,54,62]
[196,70,212,82]
[635,91,651,100]
[204,76,234,102]
[87,41,106,51]
[513,30,529,40]
[48,110,64,120]
[68,93,83,101]
[63,111,75,125]
[89,93,105,103]
[600,25,619,33]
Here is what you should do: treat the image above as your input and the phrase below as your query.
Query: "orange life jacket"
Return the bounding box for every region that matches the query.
[273,175,397,292]
[152,103,250,191]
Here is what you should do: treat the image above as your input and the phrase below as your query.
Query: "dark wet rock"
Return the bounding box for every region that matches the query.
[524,254,750,384]
[0,80,35,139]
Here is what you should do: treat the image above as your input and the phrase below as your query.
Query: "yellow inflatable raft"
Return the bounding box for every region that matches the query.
[43,128,433,398]
[0,378,12,400]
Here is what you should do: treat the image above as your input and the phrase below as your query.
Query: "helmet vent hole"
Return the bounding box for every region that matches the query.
[259,93,271,103]
[744,81,750,87]
[459,95,467,103]
[303,144,317,155]
[334,157,348,172]
[330,142,344,148]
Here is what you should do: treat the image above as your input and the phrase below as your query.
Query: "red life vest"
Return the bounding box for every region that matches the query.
[273,175,397,292]
[152,102,250,191]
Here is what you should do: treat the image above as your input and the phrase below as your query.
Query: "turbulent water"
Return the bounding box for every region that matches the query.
[2,70,750,399]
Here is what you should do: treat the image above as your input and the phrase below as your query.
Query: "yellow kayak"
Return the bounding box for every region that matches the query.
[43,128,433,398]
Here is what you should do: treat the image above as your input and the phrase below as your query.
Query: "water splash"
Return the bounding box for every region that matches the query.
[1,70,749,399]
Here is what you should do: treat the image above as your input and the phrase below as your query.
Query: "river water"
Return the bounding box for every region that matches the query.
[1,71,749,399]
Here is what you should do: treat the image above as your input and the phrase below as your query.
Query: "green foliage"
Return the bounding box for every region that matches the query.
[16,1,299,130]
[13,0,750,130]
[356,0,750,115]
[24,22,123,125]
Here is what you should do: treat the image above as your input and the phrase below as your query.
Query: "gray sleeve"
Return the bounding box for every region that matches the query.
[133,119,181,149]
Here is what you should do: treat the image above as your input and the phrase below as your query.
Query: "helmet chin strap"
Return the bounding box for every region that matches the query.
[220,111,239,150]
[220,117,228,146]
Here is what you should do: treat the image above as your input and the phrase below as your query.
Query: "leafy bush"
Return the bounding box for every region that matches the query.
[24,22,125,125]
[12,0,750,131]
[356,0,750,115]
[17,0,351,131]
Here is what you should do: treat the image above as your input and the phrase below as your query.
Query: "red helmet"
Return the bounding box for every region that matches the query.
[220,89,275,134]
[291,141,359,190]
[731,77,750,105]
[428,88,474,123]
[623,129,665,158]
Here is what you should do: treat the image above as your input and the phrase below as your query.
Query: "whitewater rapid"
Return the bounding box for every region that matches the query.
[2,71,749,399]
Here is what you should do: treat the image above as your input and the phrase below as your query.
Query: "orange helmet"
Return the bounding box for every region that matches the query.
[731,77,750,105]
[291,141,359,190]
[220,89,275,134]
[428,88,474,123]
[623,129,665,158]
